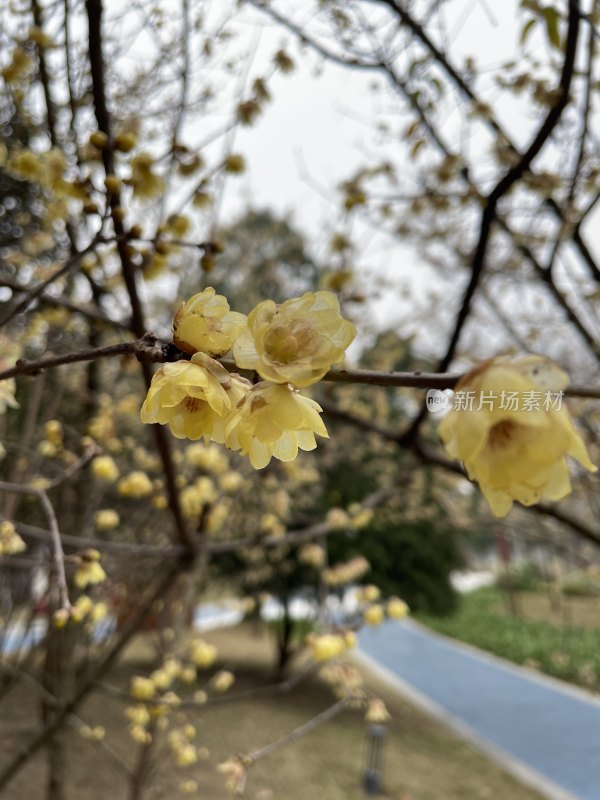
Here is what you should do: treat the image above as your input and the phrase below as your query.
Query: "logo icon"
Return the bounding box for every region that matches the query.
[426,389,453,413]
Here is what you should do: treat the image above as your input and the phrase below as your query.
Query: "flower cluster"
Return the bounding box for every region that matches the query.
[141,288,356,469]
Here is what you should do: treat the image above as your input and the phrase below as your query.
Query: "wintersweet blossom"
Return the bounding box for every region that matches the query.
[387,597,409,619]
[94,509,120,530]
[173,287,247,357]
[141,353,250,443]
[118,471,153,498]
[310,634,347,661]
[366,699,391,724]
[210,670,235,692]
[438,355,597,517]
[0,378,18,415]
[233,290,356,387]
[130,676,156,701]
[363,604,384,626]
[0,521,26,555]
[189,639,217,668]
[74,549,106,588]
[92,455,119,483]
[225,382,328,469]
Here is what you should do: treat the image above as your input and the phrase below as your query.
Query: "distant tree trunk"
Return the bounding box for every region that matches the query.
[42,619,73,800]
[496,527,520,618]
[129,720,157,800]
[276,596,294,679]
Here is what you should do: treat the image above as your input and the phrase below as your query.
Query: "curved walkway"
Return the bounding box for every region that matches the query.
[358,619,600,800]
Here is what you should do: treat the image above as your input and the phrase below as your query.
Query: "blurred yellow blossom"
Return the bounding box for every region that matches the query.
[387,597,409,619]
[92,455,119,483]
[128,152,164,199]
[233,290,356,387]
[310,634,346,661]
[0,378,18,415]
[130,676,156,701]
[173,287,247,357]
[0,521,26,555]
[438,355,597,517]
[94,509,120,530]
[366,699,391,724]
[218,757,246,793]
[211,670,235,692]
[363,604,384,626]
[125,705,151,726]
[79,725,106,741]
[299,543,326,569]
[326,508,351,530]
[74,549,106,588]
[118,471,153,498]
[189,639,217,669]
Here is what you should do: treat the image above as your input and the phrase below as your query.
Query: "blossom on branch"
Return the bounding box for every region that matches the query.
[438,356,597,517]
[140,352,249,444]
[233,290,356,387]
[173,287,247,357]
[225,382,328,469]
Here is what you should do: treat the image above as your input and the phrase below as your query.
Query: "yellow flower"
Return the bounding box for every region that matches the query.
[126,705,151,726]
[366,699,391,724]
[326,508,351,530]
[364,604,384,626]
[118,471,153,498]
[189,639,217,669]
[438,356,597,517]
[173,288,247,357]
[79,724,106,741]
[94,509,120,530]
[131,676,156,701]
[298,543,326,568]
[0,378,19,415]
[387,597,409,620]
[92,455,119,483]
[310,634,346,661]
[128,152,164,199]
[359,585,380,603]
[0,521,26,555]
[74,550,106,588]
[225,383,328,469]
[140,353,249,444]
[210,670,235,692]
[129,724,152,744]
[233,291,356,387]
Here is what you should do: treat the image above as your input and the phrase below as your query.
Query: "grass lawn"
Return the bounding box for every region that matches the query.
[0,621,546,800]
[419,587,600,691]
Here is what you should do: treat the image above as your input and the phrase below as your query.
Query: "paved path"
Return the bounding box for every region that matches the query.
[359,620,600,800]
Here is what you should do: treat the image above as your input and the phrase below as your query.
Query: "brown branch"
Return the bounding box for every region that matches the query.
[85,0,192,555]
[0,334,159,382]
[373,0,600,283]
[244,698,350,765]
[15,520,182,558]
[439,0,581,370]
[3,340,600,399]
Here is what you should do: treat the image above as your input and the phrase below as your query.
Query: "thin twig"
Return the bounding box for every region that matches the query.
[0,481,71,610]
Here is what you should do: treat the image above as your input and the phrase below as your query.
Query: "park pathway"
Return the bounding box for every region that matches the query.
[358,620,600,800]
